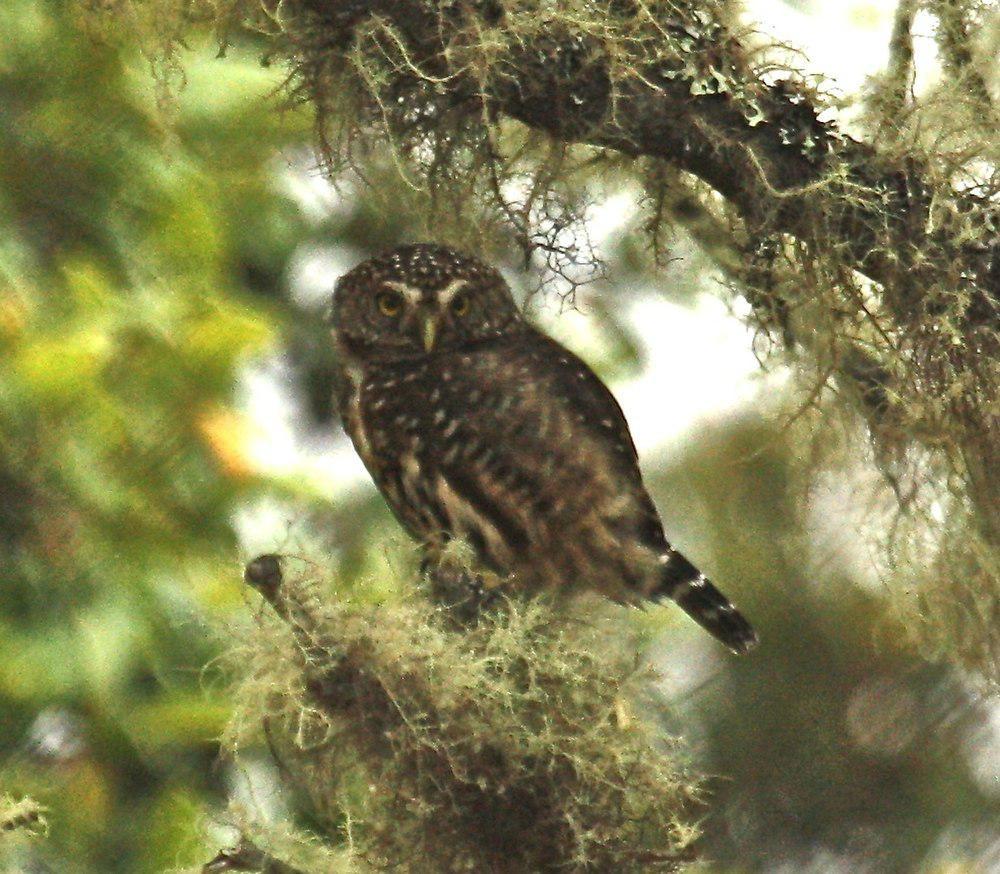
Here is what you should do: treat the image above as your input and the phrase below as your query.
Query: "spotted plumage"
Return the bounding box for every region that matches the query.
[329,243,758,654]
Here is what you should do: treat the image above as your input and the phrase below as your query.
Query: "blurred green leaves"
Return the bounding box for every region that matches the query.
[0,2,310,870]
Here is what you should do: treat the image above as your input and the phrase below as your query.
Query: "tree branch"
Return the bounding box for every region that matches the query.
[202,838,307,874]
[881,0,919,125]
[291,0,998,333]
[238,554,699,870]
[929,0,998,120]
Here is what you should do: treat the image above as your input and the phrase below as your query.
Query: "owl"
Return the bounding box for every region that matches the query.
[328,243,758,654]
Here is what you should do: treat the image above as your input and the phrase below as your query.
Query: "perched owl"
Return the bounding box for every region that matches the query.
[328,243,758,654]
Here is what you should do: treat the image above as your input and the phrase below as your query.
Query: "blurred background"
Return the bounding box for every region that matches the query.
[2,0,999,871]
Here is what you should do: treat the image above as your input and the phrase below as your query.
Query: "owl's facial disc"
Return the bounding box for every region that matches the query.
[331,243,523,360]
[383,278,469,352]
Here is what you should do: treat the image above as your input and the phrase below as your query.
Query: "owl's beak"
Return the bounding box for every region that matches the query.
[422,315,438,352]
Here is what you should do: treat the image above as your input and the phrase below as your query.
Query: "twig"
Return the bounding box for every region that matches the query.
[202,837,306,874]
[882,0,918,126]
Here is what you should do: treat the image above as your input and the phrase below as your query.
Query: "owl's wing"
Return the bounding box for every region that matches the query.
[516,331,667,550]
[523,332,644,472]
[421,328,668,575]
[421,328,757,653]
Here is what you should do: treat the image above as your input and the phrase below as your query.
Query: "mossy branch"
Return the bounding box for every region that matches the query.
[880,0,918,126]
[0,795,47,870]
[280,0,997,327]
[928,0,998,121]
[233,555,700,872]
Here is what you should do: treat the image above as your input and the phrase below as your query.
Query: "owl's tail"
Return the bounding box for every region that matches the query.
[653,548,758,655]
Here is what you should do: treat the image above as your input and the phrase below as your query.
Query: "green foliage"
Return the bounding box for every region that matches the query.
[0,1,309,870]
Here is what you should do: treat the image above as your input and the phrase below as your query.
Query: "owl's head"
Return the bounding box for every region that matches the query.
[330,244,522,359]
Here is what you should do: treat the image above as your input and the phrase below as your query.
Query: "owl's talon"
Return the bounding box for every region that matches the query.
[423,561,505,625]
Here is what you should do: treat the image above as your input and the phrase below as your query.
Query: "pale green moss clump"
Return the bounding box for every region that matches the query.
[0,796,47,870]
[0,796,46,837]
[217,553,700,872]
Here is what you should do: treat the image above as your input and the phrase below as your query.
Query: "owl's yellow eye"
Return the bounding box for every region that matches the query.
[450,292,470,317]
[376,290,403,317]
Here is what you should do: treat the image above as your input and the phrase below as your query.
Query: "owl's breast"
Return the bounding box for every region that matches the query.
[411,340,668,595]
[341,340,666,600]
[350,358,449,540]
[357,361,434,459]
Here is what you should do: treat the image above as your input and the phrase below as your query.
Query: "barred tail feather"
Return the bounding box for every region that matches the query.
[653,548,758,655]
